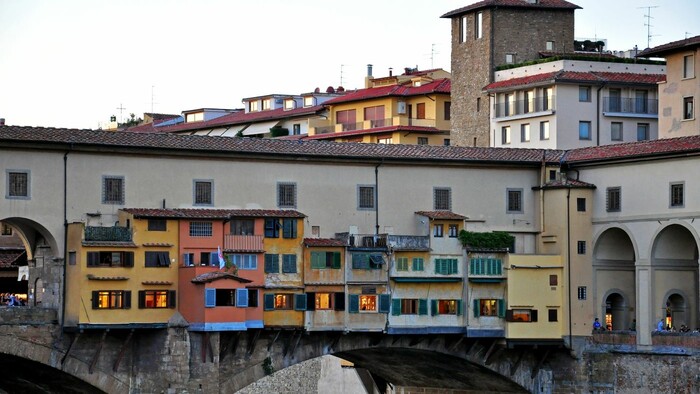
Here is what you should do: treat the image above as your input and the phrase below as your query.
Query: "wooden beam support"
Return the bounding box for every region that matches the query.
[369,333,383,346]
[282,331,293,357]
[409,335,425,346]
[221,332,240,361]
[112,329,134,372]
[289,330,303,358]
[201,332,209,363]
[328,333,342,352]
[391,335,403,345]
[61,332,81,367]
[466,339,479,356]
[246,330,261,356]
[531,349,550,379]
[89,330,108,374]
[268,330,282,352]
[207,332,214,363]
[448,336,465,352]
[511,350,525,376]
[483,340,499,365]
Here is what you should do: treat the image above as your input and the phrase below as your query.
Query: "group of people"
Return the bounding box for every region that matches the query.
[1,293,24,306]
[657,319,695,332]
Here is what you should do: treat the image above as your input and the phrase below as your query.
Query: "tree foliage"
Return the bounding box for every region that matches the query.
[458,230,514,250]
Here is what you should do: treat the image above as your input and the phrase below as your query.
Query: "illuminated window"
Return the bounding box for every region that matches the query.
[93,290,129,309]
[509,309,538,322]
[140,290,171,308]
[438,300,458,315]
[315,293,332,310]
[303,96,314,107]
[359,295,377,312]
[249,101,259,112]
[479,299,498,316]
[274,294,293,309]
[401,299,419,314]
[262,99,271,110]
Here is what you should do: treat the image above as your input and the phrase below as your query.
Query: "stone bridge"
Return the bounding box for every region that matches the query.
[1,307,699,393]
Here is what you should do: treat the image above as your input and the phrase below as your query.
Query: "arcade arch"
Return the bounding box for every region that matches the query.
[593,227,636,329]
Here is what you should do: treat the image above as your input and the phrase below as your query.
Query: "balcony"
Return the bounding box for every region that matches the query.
[84,226,132,242]
[309,116,438,136]
[224,234,264,252]
[387,235,430,251]
[493,96,555,119]
[603,97,658,117]
[335,233,389,251]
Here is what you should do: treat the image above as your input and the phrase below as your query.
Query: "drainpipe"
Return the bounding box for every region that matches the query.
[596,84,605,146]
[566,187,573,350]
[375,161,382,236]
[61,147,71,330]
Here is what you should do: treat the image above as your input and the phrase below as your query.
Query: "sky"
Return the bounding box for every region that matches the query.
[0,0,698,130]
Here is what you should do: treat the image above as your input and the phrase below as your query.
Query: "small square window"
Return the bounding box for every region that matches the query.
[102,176,124,205]
[434,187,451,210]
[670,182,684,208]
[579,121,591,140]
[1,223,12,236]
[683,97,694,120]
[501,126,511,144]
[548,309,558,322]
[358,185,376,210]
[433,224,444,238]
[194,180,213,206]
[189,222,213,237]
[417,137,429,145]
[443,139,451,146]
[577,286,587,300]
[6,170,30,199]
[577,241,586,255]
[293,124,301,135]
[505,53,515,64]
[448,224,458,238]
[606,187,621,212]
[637,123,650,141]
[506,189,523,213]
[148,219,167,231]
[277,182,297,208]
[577,198,586,212]
[549,275,558,286]
[579,86,591,102]
[546,41,554,51]
[611,122,623,141]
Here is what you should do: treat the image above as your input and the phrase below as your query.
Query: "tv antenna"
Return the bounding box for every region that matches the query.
[340,64,345,87]
[116,103,126,123]
[637,5,659,49]
[430,43,440,69]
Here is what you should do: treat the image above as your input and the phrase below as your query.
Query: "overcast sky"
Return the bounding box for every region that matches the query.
[1,0,697,130]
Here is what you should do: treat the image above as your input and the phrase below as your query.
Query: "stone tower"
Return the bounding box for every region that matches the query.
[441,0,580,147]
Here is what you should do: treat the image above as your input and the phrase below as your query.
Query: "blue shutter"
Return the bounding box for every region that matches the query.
[236,289,248,307]
[294,294,306,311]
[283,254,297,273]
[265,254,279,273]
[209,252,218,266]
[473,298,480,317]
[379,294,391,313]
[496,259,502,275]
[349,294,359,313]
[391,299,401,316]
[264,294,275,310]
[183,253,192,266]
[418,299,428,315]
[205,288,216,308]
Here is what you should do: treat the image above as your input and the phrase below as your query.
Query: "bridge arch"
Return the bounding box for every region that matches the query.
[0,217,60,260]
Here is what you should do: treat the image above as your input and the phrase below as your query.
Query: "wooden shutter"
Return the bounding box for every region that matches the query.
[168,290,177,308]
[431,300,438,316]
[264,293,275,310]
[531,309,538,322]
[310,252,322,269]
[456,300,462,316]
[391,299,401,316]
[418,299,428,315]
[473,299,480,317]
[294,294,306,311]
[265,254,279,273]
[91,291,99,309]
[505,309,514,322]
[205,288,216,308]
[138,291,145,308]
[334,292,345,311]
[282,219,297,238]
[236,289,248,307]
[497,299,506,318]
[332,252,341,269]
[283,254,297,273]
[123,252,134,267]
[450,259,458,274]
[87,252,99,267]
[183,253,191,266]
[159,252,170,267]
[348,294,359,313]
[306,292,315,311]
[417,103,426,119]
[379,294,391,313]
[123,291,131,309]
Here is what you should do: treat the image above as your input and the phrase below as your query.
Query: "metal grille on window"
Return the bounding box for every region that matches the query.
[189,222,213,237]
[195,181,212,205]
[278,183,296,208]
[103,177,123,204]
[671,184,684,207]
[434,188,451,210]
[359,186,375,209]
[508,190,521,212]
[8,172,28,197]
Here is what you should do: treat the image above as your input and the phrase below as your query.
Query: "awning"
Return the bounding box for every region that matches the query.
[241,120,280,136]
[219,125,248,137]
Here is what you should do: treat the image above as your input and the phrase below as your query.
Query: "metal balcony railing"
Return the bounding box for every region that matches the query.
[84,226,132,242]
[223,234,264,252]
[603,97,658,115]
[335,233,389,249]
[493,96,555,118]
[387,235,430,251]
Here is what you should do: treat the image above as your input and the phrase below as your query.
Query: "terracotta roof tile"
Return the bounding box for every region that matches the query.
[565,135,700,164]
[415,211,468,220]
[191,271,253,284]
[122,208,305,219]
[87,274,129,281]
[304,126,444,141]
[441,0,580,18]
[141,280,173,285]
[0,126,566,165]
[0,250,25,268]
[535,178,597,189]
[484,71,664,92]
[142,242,174,247]
[303,238,346,247]
[322,79,450,105]
[638,35,700,58]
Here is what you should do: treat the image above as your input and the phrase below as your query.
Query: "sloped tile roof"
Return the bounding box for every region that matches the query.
[122,208,306,219]
[0,126,566,165]
[191,271,253,284]
[484,71,665,92]
[304,126,444,141]
[129,105,325,134]
[303,238,346,247]
[441,0,580,18]
[565,135,700,164]
[322,79,451,105]
[415,211,468,220]
[638,35,700,58]
[534,178,596,189]
[0,250,25,268]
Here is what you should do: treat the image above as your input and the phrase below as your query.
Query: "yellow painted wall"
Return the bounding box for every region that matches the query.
[264,218,304,288]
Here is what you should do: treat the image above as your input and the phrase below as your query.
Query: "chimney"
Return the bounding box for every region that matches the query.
[0,118,5,126]
[367,64,373,77]
[389,67,393,77]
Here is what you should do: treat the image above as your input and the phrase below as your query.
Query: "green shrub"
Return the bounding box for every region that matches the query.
[458,230,514,250]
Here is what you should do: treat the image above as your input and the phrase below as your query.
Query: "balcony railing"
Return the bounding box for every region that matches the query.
[335,233,389,249]
[84,226,132,242]
[387,235,430,251]
[493,96,556,118]
[310,116,438,135]
[224,234,264,252]
[603,97,658,115]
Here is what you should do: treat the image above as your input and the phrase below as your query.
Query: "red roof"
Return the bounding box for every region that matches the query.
[415,211,468,220]
[484,71,665,92]
[638,35,700,58]
[304,126,444,141]
[441,0,580,18]
[128,105,325,134]
[303,238,346,247]
[191,271,252,284]
[322,79,451,105]
[121,208,305,219]
[535,179,596,189]
[566,135,700,164]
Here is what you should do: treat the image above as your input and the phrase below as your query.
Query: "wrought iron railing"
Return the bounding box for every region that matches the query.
[84,226,132,242]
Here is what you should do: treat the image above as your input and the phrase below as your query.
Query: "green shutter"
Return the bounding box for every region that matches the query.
[264,294,275,310]
[456,299,462,316]
[435,259,441,274]
[418,299,428,315]
[283,254,297,273]
[431,300,438,316]
[332,252,341,269]
[294,294,306,311]
[349,294,359,313]
[391,299,401,316]
[379,294,391,313]
[311,252,322,269]
[473,298,480,317]
[168,290,177,308]
[264,254,279,273]
[496,259,502,275]
[450,259,458,274]
[497,299,506,318]
[91,291,99,309]
[123,291,131,309]
[138,291,145,308]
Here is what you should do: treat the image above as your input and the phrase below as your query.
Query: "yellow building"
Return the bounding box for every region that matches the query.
[64,212,179,329]
[307,68,452,145]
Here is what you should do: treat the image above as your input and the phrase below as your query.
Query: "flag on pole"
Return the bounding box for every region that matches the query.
[218,246,226,269]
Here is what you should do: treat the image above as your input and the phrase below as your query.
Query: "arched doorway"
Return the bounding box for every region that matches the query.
[604,292,627,331]
[664,293,686,330]
[594,227,636,327]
